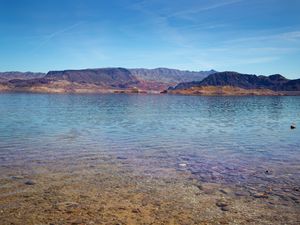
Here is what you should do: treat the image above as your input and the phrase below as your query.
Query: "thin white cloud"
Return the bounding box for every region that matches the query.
[124,0,298,75]
[167,0,244,19]
[31,22,84,53]
[280,31,300,41]
[126,0,244,48]
[224,30,300,44]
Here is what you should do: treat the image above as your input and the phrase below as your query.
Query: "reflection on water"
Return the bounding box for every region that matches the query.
[0,93,299,222]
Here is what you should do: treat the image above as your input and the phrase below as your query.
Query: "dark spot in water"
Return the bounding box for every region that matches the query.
[116,156,127,160]
[265,170,273,175]
[293,187,299,192]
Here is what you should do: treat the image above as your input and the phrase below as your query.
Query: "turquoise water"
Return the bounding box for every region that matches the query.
[0,93,300,195]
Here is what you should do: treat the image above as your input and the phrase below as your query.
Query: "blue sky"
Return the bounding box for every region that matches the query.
[0,0,300,78]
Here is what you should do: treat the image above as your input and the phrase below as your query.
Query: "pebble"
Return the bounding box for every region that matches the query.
[216,201,228,208]
[216,201,230,211]
[234,190,249,197]
[252,192,268,199]
[219,189,228,194]
[11,175,24,180]
[219,188,233,195]
[292,187,299,192]
[70,219,83,225]
[132,208,141,213]
[290,196,299,203]
[24,180,35,185]
[116,156,127,160]
[220,205,230,211]
[194,184,203,190]
[265,170,272,175]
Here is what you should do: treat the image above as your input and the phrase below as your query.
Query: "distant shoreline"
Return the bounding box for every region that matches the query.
[1,88,300,96]
[1,68,300,96]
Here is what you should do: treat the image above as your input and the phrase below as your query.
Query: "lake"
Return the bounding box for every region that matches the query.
[0,93,299,224]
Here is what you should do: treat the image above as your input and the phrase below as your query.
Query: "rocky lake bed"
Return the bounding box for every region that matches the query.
[0,149,299,225]
[0,94,299,224]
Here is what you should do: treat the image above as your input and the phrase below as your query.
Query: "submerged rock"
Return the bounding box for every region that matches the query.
[234,190,250,197]
[24,180,35,185]
[220,205,230,211]
[132,208,141,213]
[216,201,228,208]
[11,175,24,180]
[252,192,268,199]
[116,156,127,160]
[216,201,230,211]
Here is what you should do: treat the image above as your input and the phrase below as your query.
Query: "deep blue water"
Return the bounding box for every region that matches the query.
[0,93,299,187]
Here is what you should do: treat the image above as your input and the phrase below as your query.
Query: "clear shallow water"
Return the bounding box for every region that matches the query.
[0,94,300,195]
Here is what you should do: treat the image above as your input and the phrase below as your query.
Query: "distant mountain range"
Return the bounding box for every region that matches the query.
[0,67,216,93]
[0,69,299,95]
[0,72,45,82]
[168,71,300,95]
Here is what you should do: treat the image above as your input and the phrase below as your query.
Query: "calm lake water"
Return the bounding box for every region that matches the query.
[0,93,300,196]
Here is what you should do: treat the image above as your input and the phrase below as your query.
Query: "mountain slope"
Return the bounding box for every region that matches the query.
[168,71,300,95]
[171,71,300,91]
[0,72,45,81]
[129,68,216,83]
[45,68,139,88]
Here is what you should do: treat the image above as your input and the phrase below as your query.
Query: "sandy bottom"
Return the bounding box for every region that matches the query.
[0,152,299,225]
